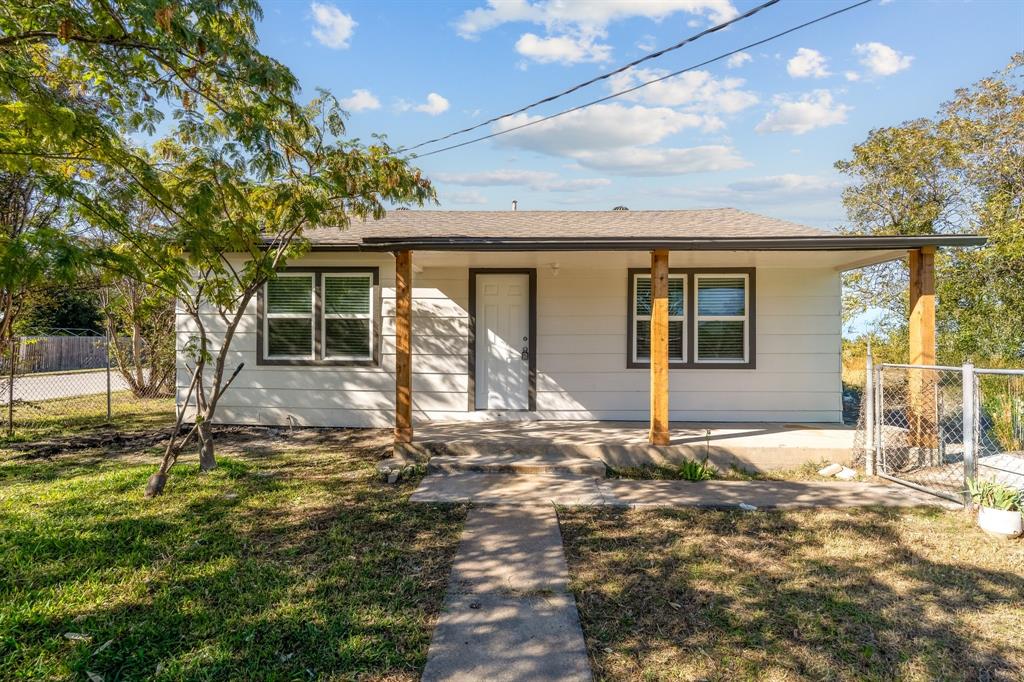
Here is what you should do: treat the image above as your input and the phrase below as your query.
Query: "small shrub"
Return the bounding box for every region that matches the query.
[678,457,715,481]
[967,479,1023,511]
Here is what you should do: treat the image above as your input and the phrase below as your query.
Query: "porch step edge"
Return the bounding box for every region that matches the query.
[427,455,607,477]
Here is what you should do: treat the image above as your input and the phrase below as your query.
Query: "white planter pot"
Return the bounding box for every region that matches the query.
[977,506,1023,538]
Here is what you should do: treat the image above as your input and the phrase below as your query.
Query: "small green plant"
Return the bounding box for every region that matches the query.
[967,479,1023,511]
[678,457,716,481]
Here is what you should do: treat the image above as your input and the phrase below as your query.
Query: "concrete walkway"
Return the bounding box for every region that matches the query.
[412,473,953,508]
[421,505,592,682]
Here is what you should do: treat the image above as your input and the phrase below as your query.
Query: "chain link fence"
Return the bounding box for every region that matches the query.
[1,334,175,442]
[855,357,1024,504]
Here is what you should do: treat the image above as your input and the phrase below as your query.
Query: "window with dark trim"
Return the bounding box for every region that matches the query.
[626,268,755,369]
[257,267,380,366]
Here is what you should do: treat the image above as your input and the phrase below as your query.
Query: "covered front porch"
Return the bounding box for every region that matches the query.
[388,242,943,468]
[401,419,856,473]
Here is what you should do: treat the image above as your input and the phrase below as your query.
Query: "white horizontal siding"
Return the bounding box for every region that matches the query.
[177,253,843,426]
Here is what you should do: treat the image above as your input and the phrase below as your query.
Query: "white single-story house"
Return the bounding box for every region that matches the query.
[176,209,983,453]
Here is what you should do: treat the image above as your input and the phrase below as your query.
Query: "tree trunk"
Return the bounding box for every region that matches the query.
[197,418,216,471]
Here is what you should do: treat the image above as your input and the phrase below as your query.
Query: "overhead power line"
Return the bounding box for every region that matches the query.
[410,0,874,159]
[397,0,782,154]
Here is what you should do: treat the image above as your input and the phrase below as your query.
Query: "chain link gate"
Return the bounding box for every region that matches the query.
[862,357,1024,505]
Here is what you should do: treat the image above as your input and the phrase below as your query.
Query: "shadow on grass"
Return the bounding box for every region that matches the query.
[0,431,466,680]
[561,506,1024,681]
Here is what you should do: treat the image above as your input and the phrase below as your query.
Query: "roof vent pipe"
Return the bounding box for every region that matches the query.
[512,200,518,211]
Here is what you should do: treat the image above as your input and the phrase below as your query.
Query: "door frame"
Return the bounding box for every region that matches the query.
[468,268,537,411]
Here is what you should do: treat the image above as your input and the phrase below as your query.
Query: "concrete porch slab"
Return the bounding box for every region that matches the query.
[404,420,856,472]
[411,473,956,509]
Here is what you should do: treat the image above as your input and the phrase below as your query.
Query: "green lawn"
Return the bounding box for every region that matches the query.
[0,429,466,680]
[2,391,175,443]
[561,506,1024,681]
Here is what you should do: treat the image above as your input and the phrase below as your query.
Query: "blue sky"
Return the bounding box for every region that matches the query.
[256,0,1022,229]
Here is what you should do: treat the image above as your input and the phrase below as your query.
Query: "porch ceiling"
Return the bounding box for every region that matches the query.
[405,248,911,270]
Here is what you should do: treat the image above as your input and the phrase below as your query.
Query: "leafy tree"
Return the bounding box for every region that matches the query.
[0,171,82,345]
[128,94,431,497]
[2,3,434,494]
[16,282,104,335]
[101,273,176,398]
[836,54,1024,366]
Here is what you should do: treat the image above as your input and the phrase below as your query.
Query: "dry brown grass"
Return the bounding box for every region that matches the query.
[560,506,1024,681]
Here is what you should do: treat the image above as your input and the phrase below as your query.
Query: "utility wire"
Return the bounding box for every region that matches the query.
[410,0,874,159]
[398,0,781,154]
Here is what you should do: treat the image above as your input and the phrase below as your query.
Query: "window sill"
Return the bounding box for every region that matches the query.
[627,361,756,370]
[257,358,380,367]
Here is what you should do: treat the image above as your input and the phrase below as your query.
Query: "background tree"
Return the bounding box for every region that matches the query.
[837,54,1023,366]
[100,274,176,398]
[0,171,81,346]
[16,282,104,335]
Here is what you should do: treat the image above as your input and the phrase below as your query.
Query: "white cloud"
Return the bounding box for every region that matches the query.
[663,174,845,223]
[436,169,611,192]
[755,90,850,135]
[491,102,749,175]
[310,2,356,49]
[607,68,757,117]
[573,146,750,176]
[844,70,860,82]
[398,93,450,116]
[726,51,752,68]
[455,0,739,39]
[637,34,657,52]
[786,48,830,78]
[515,33,611,64]
[447,190,489,205]
[727,174,843,196]
[494,103,705,155]
[854,42,913,76]
[339,88,380,112]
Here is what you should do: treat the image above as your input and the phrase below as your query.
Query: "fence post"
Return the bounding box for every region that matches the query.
[7,338,16,437]
[961,361,976,505]
[864,351,875,476]
[105,334,112,422]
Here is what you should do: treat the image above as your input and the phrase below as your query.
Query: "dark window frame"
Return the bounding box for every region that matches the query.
[256,266,381,367]
[626,267,756,370]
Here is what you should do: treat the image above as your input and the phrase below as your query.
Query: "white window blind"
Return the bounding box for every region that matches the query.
[633,274,685,363]
[323,273,373,360]
[695,274,748,363]
[265,274,314,358]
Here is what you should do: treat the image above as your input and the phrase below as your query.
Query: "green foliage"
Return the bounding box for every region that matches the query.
[967,479,1023,511]
[15,283,103,335]
[677,457,716,481]
[0,172,85,343]
[836,54,1024,366]
[2,1,435,475]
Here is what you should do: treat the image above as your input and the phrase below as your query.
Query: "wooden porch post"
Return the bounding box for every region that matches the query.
[908,246,937,447]
[649,249,670,445]
[394,250,413,444]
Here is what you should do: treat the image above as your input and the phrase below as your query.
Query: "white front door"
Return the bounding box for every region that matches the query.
[475,274,530,410]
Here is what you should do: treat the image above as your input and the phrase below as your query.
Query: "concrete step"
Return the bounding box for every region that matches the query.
[427,453,607,477]
[412,471,606,506]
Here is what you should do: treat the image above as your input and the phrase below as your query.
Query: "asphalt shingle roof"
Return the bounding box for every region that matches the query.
[302,208,830,245]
